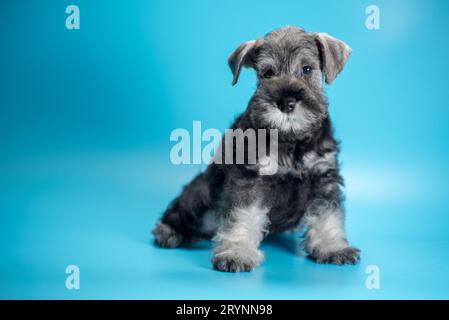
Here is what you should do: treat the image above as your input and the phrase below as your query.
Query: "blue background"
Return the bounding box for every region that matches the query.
[1,0,449,299]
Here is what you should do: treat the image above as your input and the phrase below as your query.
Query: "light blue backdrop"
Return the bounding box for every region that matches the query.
[1,0,448,299]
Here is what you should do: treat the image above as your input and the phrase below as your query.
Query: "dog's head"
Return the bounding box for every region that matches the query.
[229,26,351,139]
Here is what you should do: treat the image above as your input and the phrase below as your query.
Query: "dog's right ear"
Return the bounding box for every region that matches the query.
[228,40,260,86]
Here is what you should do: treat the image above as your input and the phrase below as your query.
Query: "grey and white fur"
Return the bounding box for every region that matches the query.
[153,26,360,272]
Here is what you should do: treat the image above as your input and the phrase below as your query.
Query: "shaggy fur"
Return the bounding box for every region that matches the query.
[153,26,360,272]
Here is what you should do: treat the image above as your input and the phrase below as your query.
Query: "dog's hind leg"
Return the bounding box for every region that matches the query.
[153,166,221,248]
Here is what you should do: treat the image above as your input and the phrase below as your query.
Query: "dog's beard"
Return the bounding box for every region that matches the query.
[259,102,325,135]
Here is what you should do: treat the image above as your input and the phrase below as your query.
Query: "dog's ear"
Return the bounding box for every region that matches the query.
[228,40,260,86]
[315,33,352,85]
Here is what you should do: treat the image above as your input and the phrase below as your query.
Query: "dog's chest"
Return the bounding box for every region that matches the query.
[255,144,319,232]
[259,165,312,233]
[257,142,311,177]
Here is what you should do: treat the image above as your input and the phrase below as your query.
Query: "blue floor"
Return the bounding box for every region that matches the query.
[1,151,448,299]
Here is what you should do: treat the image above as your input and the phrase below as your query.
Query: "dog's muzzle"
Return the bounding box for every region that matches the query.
[276,96,298,113]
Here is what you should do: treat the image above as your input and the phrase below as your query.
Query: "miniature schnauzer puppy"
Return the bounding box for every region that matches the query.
[153,26,360,272]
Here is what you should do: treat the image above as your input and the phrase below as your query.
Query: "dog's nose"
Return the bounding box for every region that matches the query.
[277,97,297,113]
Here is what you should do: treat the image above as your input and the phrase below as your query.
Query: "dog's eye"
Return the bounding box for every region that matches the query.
[263,69,275,79]
[302,66,313,75]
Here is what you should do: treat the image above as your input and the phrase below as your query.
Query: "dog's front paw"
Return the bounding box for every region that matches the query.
[212,249,263,272]
[310,246,360,265]
[153,223,184,248]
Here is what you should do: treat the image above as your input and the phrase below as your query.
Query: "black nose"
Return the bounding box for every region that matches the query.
[277,97,297,113]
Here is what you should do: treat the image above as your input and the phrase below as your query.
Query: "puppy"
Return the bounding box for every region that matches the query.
[153,26,360,272]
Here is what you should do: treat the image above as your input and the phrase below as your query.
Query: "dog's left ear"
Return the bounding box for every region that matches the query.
[228,39,261,86]
[315,33,352,85]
